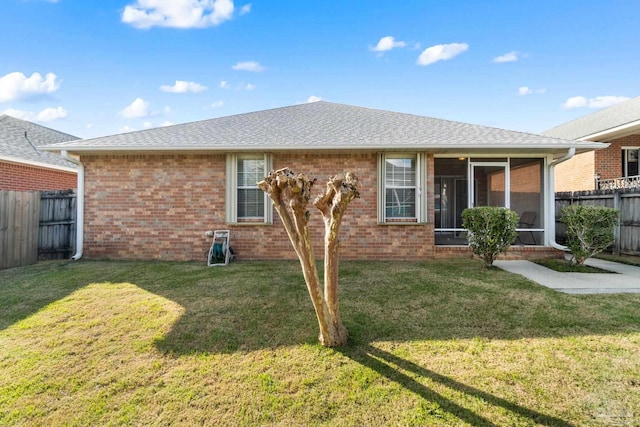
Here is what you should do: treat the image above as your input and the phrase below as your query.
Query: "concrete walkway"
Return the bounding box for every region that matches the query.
[494,257,640,294]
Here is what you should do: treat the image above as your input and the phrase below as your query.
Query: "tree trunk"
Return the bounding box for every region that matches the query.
[258,168,358,347]
[314,173,359,345]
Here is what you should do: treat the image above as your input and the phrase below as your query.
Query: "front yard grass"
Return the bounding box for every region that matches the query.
[1,259,639,426]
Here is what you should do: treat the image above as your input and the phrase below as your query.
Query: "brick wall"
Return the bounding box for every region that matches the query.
[596,134,640,180]
[0,161,77,191]
[435,246,562,260]
[81,152,435,261]
[554,134,640,191]
[554,151,595,192]
[80,152,560,262]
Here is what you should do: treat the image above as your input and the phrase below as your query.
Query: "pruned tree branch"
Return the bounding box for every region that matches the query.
[257,168,359,347]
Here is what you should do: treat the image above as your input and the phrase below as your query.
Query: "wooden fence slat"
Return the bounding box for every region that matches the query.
[1,190,74,270]
[0,192,8,269]
[38,190,76,261]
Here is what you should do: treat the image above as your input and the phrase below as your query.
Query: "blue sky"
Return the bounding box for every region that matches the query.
[1,0,639,139]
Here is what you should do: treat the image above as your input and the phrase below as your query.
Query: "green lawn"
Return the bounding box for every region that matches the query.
[1,259,639,426]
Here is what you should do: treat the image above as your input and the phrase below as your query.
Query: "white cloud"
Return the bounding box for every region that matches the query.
[494,51,520,63]
[232,61,265,72]
[210,100,224,108]
[240,3,251,14]
[120,98,150,118]
[238,83,255,91]
[371,36,406,52]
[143,121,153,129]
[160,121,174,127]
[563,95,630,109]
[0,72,61,102]
[306,95,322,103]
[518,86,533,96]
[119,125,136,133]
[122,0,234,29]
[563,96,587,109]
[417,43,468,66]
[2,106,67,122]
[37,107,68,122]
[219,80,230,89]
[588,96,630,108]
[160,80,207,93]
[517,86,546,96]
[1,108,33,120]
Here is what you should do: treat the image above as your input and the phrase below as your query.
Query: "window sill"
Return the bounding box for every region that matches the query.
[377,222,429,226]
[226,222,272,226]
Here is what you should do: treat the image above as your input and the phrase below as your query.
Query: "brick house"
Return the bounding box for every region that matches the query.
[43,102,606,262]
[0,115,78,191]
[543,96,640,191]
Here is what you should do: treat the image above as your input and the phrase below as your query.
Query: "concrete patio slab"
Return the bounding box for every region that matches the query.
[494,257,640,294]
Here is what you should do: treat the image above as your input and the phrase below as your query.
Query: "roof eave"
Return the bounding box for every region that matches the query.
[0,155,78,173]
[40,141,608,156]
[579,119,640,141]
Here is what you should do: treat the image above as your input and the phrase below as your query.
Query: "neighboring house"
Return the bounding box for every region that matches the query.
[543,96,640,191]
[43,101,606,262]
[0,115,79,191]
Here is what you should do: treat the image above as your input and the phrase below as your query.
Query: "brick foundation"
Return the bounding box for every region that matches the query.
[434,246,563,260]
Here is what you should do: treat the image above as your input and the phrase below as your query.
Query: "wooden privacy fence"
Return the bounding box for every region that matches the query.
[0,190,76,270]
[555,188,640,256]
[0,191,40,269]
[39,190,76,261]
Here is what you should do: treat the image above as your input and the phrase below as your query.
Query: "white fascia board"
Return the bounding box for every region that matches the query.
[580,119,640,141]
[39,141,609,154]
[0,155,78,173]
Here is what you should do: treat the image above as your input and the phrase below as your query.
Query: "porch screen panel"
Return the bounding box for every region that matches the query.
[434,158,469,245]
[510,158,544,245]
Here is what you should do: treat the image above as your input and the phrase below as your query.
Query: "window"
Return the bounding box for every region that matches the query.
[378,153,426,223]
[226,154,272,223]
[623,148,640,177]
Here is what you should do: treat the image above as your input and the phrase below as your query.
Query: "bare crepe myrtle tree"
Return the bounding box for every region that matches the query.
[257,168,360,347]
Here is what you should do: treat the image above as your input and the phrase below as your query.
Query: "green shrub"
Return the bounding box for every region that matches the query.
[461,207,519,267]
[561,205,619,265]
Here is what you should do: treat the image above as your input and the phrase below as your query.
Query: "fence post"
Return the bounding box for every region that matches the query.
[613,191,621,255]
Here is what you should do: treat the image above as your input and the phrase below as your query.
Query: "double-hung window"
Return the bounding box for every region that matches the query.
[226,154,272,223]
[378,153,426,223]
[623,147,640,177]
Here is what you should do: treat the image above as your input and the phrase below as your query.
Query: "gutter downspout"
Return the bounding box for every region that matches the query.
[547,147,575,251]
[61,150,83,260]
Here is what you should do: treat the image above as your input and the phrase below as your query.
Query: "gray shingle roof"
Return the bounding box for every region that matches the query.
[543,96,640,140]
[44,101,604,154]
[0,115,79,169]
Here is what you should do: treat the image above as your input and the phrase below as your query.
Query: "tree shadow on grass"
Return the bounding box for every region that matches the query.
[338,344,576,427]
[0,261,88,331]
[147,259,640,355]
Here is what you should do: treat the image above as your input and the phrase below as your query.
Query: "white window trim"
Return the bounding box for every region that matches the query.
[225,153,272,224]
[377,152,426,223]
[622,147,640,177]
